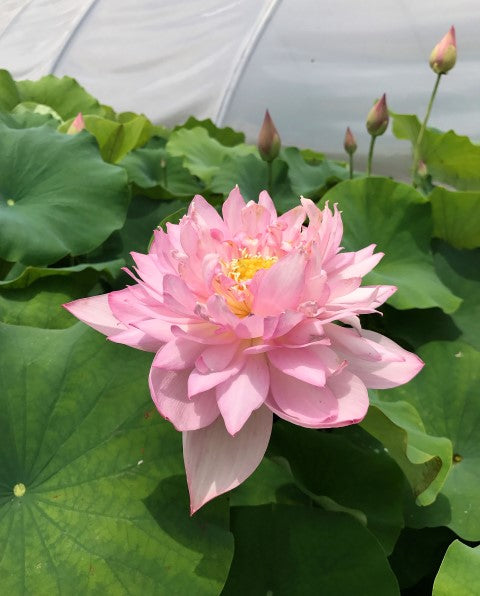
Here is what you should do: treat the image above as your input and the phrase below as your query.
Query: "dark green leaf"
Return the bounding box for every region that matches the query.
[269,422,405,553]
[223,505,400,595]
[433,241,480,350]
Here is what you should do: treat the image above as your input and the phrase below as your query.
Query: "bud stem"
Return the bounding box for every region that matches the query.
[267,160,273,195]
[348,153,354,180]
[411,73,442,185]
[366,136,376,176]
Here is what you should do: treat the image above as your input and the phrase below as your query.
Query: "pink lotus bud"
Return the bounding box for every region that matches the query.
[366,94,389,137]
[343,127,357,155]
[258,110,281,162]
[417,160,428,177]
[67,112,85,134]
[429,26,456,75]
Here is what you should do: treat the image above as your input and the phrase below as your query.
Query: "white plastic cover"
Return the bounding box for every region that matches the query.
[1,0,478,176]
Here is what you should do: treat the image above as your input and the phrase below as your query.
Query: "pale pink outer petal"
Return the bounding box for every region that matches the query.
[216,355,269,435]
[346,329,425,389]
[152,337,205,370]
[149,368,220,431]
[183,405,273,514]
[268,366,338,426]
[322,370,369,427]
[267,346,327,387]
[64,294,126,336]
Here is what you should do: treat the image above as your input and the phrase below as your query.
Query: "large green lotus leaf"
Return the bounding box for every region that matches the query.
[0,69,20,110]
[0,123,129,265]
[166,127,256,185]
[433,241,480,351]
[59,114,153,163]
[222,505,399,595]
[432,541,480,596]
[0,324,233,594]
[429,187,480,249]
[320,177,461,313]
[210,154,296,212]
[0,261,123,328]
[175,117,245,146]
[282,146,349,199]
[268,422,404,554]
[392,113,480,190]
[382,341,480,540]
[361,398,452,506]
[120,137,204,197]
[389,527,454,590]
[229,457,308,507]
[0,110,57,129]
[12,73,106,120]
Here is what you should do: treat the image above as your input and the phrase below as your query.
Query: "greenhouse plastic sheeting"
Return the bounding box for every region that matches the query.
[1,0,479,175]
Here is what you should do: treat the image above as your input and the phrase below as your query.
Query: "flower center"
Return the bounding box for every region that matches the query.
[224,252,277,284]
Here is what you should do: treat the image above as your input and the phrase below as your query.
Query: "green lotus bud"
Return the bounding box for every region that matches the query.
[429,26,457,75]
[343,127,357,155]
[366,94,389,137]
[258,110,281,162]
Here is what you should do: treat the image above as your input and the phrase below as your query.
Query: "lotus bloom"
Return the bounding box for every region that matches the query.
[429,26,456,75]
[65,188,423,513]
[66,112,85,134]
[366,94,389,137]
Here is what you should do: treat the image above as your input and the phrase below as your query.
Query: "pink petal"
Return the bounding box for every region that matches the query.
[197,341,240,372]
[258,190,277,221]
[269,366,338,426]
[216,355,269,435]
[222,186,246,233]
[152,337,204,370]
[64,294,125,336]
[252,251,306,316]
[188,357,245,397]
[322,370,369,427]
[188,194,226,232]
[149,369,219,431]
[346,330,425,389]
[183,405,273,513]
[267,346,327,387]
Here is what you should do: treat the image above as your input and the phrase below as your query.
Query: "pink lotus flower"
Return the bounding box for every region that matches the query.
[65,188,423,513]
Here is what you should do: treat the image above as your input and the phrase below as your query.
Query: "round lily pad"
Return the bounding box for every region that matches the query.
[0,123,129,265]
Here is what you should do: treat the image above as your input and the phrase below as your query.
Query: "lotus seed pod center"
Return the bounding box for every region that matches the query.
[13,483,26,497]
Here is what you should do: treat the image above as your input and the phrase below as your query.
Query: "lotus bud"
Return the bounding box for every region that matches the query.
[67,112,85,134]
[366,94,389,137]
[258,110,281,162]
[343,127,357,155]
[417,160,428,177]
[429,26,457,75]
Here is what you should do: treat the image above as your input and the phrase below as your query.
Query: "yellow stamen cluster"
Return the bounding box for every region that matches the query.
[224,251,277,286]
[216,250,278,317]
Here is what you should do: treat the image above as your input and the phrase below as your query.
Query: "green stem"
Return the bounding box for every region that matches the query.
[267,160,273,195]
[348,153,354,180]
[366,136,376,176]
[411,73,442,184]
